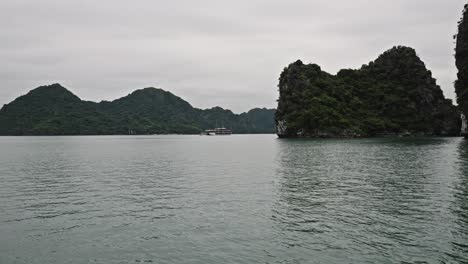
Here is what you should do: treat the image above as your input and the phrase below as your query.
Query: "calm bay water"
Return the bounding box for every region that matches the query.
[1,135,468,263]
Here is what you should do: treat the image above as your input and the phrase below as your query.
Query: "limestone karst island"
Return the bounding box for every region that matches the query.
[275,46,460,138]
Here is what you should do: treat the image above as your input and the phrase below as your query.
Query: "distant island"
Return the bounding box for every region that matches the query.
[275,46,461,138]
[0,84,275,135]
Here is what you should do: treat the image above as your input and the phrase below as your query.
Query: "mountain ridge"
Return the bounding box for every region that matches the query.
[0,84,275,135]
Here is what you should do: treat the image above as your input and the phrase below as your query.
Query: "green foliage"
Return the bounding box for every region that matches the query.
[276,46,461,137]
[0,84,276,135]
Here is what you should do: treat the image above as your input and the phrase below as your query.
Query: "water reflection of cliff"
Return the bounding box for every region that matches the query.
[450,140,468,262]
[272,138,468,263]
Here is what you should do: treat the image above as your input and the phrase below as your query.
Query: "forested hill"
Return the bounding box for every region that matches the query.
[0,84,275,135]
[275,46,461,138]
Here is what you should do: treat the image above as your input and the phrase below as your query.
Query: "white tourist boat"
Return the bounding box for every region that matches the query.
[201,127,232,135]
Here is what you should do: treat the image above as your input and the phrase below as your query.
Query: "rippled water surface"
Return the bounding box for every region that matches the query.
[1,135,468,263]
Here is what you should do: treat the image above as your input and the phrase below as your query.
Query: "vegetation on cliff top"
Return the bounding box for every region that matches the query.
[0,84,275,135]
[275,46,460,137]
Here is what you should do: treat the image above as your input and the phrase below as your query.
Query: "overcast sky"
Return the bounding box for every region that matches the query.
[0,0,466,113]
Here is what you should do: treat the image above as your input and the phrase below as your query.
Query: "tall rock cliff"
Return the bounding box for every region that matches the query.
[456,4,468,136]
[275,46,460,138]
